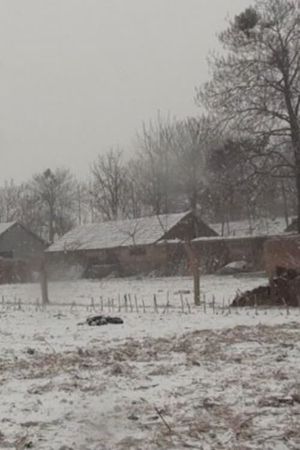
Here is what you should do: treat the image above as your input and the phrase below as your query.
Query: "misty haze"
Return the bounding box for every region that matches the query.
[0,1,300,449]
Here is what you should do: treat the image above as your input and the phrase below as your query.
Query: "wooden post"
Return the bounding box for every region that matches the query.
[39,260,49,305]
[153,294,158,312]
[193,264,200,306]
[184,240,200,306]
[134,294,139,313]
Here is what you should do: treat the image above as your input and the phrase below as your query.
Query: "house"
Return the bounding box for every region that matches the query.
[0,222,46,283]
[46,211,217,279]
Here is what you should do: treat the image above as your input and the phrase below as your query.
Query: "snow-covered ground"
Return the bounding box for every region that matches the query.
[0,275,300,450]
[0,273,268,310]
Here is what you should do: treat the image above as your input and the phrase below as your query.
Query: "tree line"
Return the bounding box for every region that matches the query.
[0,115,296,243]
[1,0,299,241]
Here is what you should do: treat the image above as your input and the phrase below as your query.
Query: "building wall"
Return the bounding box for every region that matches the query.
[0,258,31,283]
[0,224,46,284]
[46,245,171,280]
[193,236,269,272]
[0,224,45,262]
[46,234,270,280]
[264,235,300,278]
[45,251,85,280]
[117,244,175,275]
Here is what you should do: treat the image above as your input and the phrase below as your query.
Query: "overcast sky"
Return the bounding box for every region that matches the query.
[0,0,252,184]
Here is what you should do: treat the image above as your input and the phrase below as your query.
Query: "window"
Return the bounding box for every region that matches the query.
[129,247,146,256]
[0,251,13,259]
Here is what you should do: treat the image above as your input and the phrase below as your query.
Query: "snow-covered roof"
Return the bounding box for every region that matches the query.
[47,212,190,252]
[0,222,16,237]
[210,217,291,238]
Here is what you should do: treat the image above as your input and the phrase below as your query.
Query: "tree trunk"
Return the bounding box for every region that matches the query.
[184,240,200,306]
[283,86,300,233]
[40,261,49,305]
[77,184,82,225]
[288,123,300,232]
[291,133,300,234]
[193,263,200,306]
[190,188,197,213]
[296,169,300,234]
[221,218,225,236]
[226,213,230,236]
[280,179,289,228]
[49,205,55,243]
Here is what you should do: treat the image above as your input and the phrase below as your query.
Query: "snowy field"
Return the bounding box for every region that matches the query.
[1,275,300,450]
[0,273,269,310]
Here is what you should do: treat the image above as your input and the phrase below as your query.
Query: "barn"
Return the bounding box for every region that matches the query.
[46,211,217,279]
[0,222,46,283]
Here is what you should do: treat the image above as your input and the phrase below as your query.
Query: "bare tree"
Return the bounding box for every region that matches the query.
[91,148,129,221]
[205,137,266,230]
[172,116,213,212]
[16,182,45,234]
[0,180,20,222]
[136,115,177,215]
[125,161,145,218]
[30,168,76,243]
[197,0,300,231]
[73,181,92,225]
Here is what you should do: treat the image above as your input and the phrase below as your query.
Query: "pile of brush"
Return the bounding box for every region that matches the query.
[232,267,300,307]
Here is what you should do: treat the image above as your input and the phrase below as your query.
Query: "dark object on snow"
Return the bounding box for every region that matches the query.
[26,348,35,355]
[128,414,139,421]
[86,315,124,326]
[272,266,300,307]
[232,266,300,307]
[231,285,271,307]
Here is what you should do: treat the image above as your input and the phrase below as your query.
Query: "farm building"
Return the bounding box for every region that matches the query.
[264,234,300,278]
[190,235,266,273]
[0,222,46,283]
[46,211,217,279]
[200,217,297,273]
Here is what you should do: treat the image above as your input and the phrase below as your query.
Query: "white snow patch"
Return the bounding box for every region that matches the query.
[0,275,299,449]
